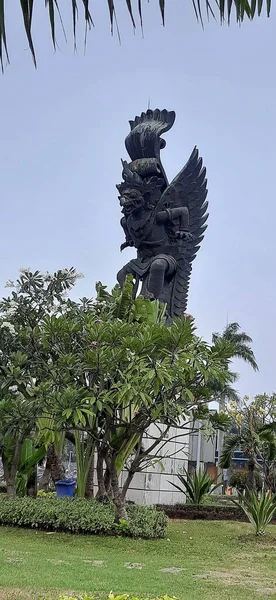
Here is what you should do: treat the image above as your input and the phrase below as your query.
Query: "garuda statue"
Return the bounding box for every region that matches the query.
[117,109,208,319]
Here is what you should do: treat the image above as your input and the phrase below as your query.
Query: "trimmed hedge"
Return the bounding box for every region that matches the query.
[0,496,167,539]
[156,502,276,523]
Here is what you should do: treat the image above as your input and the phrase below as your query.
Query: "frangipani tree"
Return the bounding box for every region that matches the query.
[0,267,83,496]
[40,277,236,518]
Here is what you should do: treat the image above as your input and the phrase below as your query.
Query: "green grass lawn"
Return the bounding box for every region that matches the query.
[0,520,276,600]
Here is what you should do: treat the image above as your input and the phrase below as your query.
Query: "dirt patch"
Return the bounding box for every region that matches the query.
[47,559,72,566]
[160,567,184,573]
[6,557,25,563]
[83,560,105,566]
[193,568,276,595]
[124,562,144,570]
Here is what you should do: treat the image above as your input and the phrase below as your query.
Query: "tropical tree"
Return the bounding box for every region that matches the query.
[253,393,276,492]
[0,2,272,69]
[0,267,239,515]
[0,267,82,496]
[39,278,235,518]
[212,322,258,373]
[220,396,276,491]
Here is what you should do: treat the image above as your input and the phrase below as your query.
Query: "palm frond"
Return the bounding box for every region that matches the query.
[233,345,259,371]
[0,1,272,69]
[219,432,240,468]
[213,321,258,372]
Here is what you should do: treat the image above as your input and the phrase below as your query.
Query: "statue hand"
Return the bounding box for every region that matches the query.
[120,240,134,252]
[175,231,193,241]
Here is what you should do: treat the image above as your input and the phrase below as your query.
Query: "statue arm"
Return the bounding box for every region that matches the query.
[120,217,134,252]
[157,207,192,239]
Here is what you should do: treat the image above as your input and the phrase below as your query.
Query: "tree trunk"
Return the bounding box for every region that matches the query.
[96,449,109,501]
[48,443,65,483]
[121,470,135,501]
[104,465,113,500]
[85,450,95,499]
[110,457,127,521]
[38,446,52,491]
[247,455,256,493]
[2,439,22,499]
[27,468,38,497]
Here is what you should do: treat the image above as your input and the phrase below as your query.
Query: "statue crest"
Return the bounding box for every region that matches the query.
[117,109,208,319]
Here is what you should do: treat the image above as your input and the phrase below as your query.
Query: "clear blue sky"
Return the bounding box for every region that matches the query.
[1,2,276,398]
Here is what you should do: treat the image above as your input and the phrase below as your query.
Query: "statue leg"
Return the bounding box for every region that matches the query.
[117,265,135,288]
[117,265,141,298]
[147,258,168,298]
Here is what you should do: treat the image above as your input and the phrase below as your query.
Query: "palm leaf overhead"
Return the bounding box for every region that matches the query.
[212,322,258,372]
[0,1,272,70]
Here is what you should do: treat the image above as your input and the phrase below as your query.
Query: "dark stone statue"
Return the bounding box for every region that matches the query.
[117,109,208,319]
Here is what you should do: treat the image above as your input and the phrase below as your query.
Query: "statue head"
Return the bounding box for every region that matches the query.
[117,160,164,216]
[118,187,145,215]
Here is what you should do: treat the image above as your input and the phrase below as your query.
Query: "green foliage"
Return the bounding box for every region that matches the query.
[234,491,276,535]
[37,490,56,498]
[230,470,262,493]
[0,497,167,538]
[15,438,46,496]
[212,322,258,372]
[0,2,271,70]
[120,503,168,538]
[221,396,276,492]
[169,469,221,505]
[0,268,82,496]
[0,267,236,507]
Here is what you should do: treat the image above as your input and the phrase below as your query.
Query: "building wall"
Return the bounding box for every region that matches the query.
[122,423,189,505]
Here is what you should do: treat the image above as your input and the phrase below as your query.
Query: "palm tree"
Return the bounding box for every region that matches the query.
[212,322,258,374]
[0,1,272,70]
[220,405,276,491]
[211,322,258,474]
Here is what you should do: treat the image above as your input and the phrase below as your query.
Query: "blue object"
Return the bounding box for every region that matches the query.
[55,479,75,498]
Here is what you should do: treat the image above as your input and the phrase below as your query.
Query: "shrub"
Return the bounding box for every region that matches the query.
[169,469,221,505]
[37,490,57,499]
[230,470,262,492]
[122,503,168,539]
[233,491,276,535]
[229,471,263,492]
[0,497,167,539]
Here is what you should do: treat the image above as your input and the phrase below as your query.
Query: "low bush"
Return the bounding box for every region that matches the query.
[37,490,57,499]
[123,503,168,538]
[169,469,221,505]
[0,496,167,539]
[156,502,276,523]
[230,470,263,492]
[233,490,276,535]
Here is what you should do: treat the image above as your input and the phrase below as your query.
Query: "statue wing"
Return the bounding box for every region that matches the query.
[160,147,209,317]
